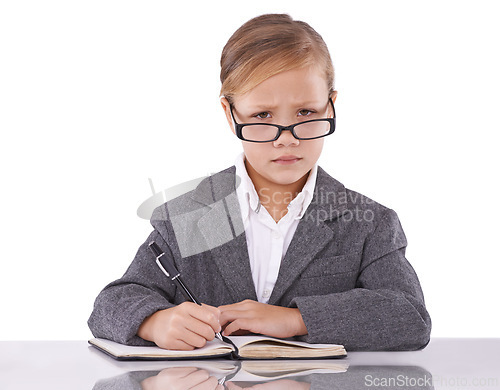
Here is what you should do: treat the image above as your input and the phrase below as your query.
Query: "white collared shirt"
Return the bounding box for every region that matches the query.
[234,152,318,303]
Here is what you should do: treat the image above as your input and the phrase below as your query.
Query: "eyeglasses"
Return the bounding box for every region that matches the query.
[229,98,336,143]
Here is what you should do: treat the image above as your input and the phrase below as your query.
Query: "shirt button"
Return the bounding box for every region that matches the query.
[262,289,271,298]
[272,230,281,239]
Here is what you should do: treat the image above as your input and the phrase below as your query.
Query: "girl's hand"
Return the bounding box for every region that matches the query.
[137,302,221,350]
[218,300,308,338]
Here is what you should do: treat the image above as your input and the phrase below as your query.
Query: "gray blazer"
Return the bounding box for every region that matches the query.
[88,165,431,351]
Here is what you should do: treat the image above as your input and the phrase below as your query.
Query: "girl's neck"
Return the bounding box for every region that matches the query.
[244,159,309,222]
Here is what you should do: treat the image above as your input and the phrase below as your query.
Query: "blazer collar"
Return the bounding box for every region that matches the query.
[189,165,349,304]
[189,166,239,207]
[190,164,347,216]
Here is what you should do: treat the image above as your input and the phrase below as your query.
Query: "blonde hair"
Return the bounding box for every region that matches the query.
[220,13,335,104]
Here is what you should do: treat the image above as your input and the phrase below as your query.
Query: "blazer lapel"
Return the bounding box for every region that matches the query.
[206,228,258,302]
[268,167,349,305]
[191,166,258,302]
[188,165,349,305]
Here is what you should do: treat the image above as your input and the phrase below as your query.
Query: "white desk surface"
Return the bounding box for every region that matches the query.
[1,338,498,389]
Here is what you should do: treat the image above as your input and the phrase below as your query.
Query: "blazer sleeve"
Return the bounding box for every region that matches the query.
[87,229,177,346]
[291,208,431,351]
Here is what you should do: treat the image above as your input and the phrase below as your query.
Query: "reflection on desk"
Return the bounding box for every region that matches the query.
[93,362,434,390]
[1,339,499,389]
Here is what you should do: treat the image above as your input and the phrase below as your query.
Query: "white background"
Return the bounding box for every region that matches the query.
[1,0,499,341]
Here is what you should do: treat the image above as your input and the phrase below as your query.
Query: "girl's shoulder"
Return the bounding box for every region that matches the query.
[150,164,402,233]
[311,166,406,240]
[314,166,395,214]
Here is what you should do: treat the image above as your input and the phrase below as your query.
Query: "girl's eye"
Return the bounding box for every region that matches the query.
[299,109,315,116]
[252,109,316,119]
[254,112,271,119]
[255,112,270,119]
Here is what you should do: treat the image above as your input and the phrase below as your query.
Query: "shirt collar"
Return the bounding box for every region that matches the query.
[234,152,318,223]
[290,162,318,219]
[235,152,261,223]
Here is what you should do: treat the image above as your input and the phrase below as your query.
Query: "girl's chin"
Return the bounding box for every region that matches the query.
[264,171,307,185]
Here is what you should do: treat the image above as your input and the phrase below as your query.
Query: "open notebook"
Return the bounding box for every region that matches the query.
[89,335,347,360]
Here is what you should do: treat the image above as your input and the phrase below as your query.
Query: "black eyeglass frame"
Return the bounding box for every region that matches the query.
[229,98,336,143]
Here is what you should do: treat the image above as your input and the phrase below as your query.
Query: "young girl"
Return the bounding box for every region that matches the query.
[88,13,431,351]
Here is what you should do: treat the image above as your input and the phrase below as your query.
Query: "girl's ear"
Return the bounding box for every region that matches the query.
[220,96,236,135]
[329,91,338,118]
[330,90,338,104]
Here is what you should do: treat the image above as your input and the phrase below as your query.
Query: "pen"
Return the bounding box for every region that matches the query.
[148,240,224,343]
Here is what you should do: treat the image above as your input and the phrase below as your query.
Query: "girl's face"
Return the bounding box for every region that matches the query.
[221,65,336,190]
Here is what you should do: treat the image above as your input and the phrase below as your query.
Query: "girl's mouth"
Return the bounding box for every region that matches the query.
[272,155,301,165]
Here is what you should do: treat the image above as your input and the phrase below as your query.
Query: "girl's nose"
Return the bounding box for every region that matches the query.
[273,128,300,147]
